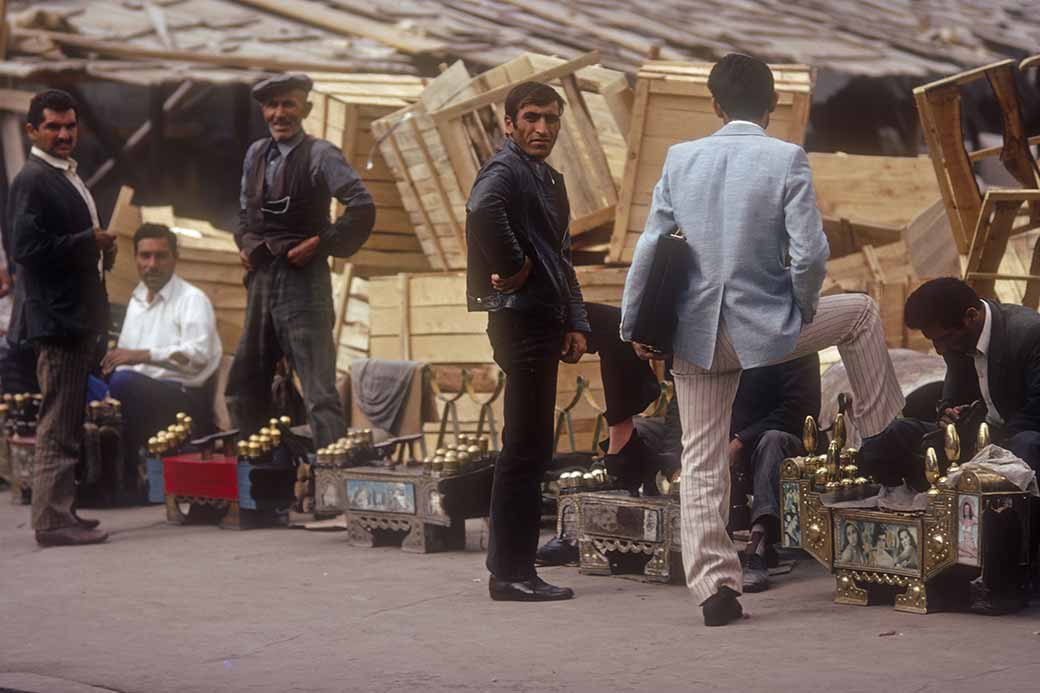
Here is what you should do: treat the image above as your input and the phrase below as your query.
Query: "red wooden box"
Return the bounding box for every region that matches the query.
[163,453,238,500]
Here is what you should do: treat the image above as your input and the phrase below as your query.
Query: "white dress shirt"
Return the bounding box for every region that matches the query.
[117,274,222,388]
[974,301,1004,426]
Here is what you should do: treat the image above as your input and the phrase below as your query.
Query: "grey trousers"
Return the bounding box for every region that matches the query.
[749,430,803,531]
[225,255,345,448]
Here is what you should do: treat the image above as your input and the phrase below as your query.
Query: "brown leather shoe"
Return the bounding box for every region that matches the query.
[72,511,101,530]
[35,527,109,547]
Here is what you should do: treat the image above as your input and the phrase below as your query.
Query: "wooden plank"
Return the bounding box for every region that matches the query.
[232,0,447,55]
[410,115,466,257]
[608,78,651,263]
[430,51,601,123]
[11,29,401,75]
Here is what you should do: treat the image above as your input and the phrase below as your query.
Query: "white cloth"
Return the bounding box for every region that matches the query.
[946,444,1039,495]
[116,274,222,388]
[672,294,905,604]
[29,147,100,228]
[974,301,1004,426]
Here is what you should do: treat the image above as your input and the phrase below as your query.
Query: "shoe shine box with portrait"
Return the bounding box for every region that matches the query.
[562,487,683,584]
[341,437,495,553]
[781,413,1034,613]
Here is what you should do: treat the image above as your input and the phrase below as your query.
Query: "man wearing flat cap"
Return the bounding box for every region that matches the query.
[226,73,375,448]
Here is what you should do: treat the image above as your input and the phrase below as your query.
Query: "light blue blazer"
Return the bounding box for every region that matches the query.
[620,121,829,369]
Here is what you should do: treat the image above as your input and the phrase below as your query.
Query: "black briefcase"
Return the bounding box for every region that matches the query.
[629,229,692,355]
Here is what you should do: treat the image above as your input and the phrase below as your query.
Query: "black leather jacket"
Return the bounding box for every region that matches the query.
[465,140,590,333]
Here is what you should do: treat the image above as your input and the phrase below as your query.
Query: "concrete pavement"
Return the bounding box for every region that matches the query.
[1,491,1038,693]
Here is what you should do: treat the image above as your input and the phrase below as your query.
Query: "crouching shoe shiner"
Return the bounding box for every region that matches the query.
[466,82,591,602]
[226,73,375,450]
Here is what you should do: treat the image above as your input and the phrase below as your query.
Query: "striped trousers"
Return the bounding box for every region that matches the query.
[33,336,96,531]
[673,294,905,604]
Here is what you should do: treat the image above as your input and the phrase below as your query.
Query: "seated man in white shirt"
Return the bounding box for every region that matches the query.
[90,223,222,475]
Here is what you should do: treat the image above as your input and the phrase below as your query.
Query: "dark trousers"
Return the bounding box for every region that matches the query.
[32,336,96,530]
[101,370,213,484]
[749,430,804,537]
[860,418,1040,489]
[585,302,660,425]
[486,309,565,581]
[225,256,344,448]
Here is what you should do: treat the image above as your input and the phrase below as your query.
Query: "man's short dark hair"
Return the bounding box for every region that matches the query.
[504,82,565,124]
[27,89,79,128]
[707,53,775,121]
[904,277,981,330]
[133,223,178,256]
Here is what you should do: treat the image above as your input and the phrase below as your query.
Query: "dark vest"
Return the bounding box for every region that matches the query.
[242,136,332,258]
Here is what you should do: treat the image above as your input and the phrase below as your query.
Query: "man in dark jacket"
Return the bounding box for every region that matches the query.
[226,74,375,449]
[860,277,1040,486]
[9,90,114,546]
[467,81,590,602]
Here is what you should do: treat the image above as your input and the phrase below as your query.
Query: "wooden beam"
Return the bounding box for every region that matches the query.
[232,0,446,56]
[11,28,387,74]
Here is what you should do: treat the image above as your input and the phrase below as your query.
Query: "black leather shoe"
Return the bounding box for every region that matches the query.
[489,575,575,602]
[702,586,743,626]
[605,429,657,496]
[536,536,579,566]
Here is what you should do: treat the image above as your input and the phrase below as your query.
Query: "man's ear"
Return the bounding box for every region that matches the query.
[23,122,36,140]
[503,114,515,135]
[769,91,779,113]
[711,99,725,120]
[963,306,979,327]
[302,100,314,119]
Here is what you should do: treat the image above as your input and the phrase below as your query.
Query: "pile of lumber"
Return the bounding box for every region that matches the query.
[304,73,430,276]
[372,50,631,271]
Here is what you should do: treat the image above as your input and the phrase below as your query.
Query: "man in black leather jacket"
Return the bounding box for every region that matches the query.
[466,81,590,602]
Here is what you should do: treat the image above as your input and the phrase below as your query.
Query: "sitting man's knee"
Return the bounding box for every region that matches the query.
[107,369,137,400]
[754,429,800,456]
[1006,431,1040,470]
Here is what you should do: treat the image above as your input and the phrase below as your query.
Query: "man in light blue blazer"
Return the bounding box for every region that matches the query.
[620,54,905,626]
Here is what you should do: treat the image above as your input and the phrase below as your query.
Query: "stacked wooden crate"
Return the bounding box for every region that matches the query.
[607,62,815,263]
[304,73,429,276]
[368,268,631,452]
[371,51,632,271]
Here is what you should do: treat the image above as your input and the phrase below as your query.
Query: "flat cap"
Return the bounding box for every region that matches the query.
[251,73,313,103]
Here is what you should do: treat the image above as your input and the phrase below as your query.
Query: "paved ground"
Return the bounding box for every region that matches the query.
[1,491,1038,693]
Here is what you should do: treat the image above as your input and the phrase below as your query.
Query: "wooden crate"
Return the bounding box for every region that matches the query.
[607,62,815,263]
[304,73,430,276]
[367,267,630,452]
[809,153,944,259]
[372,52,632,272]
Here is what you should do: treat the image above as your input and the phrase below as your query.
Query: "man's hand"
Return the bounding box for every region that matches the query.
[287,236,321,267]
[632,342,665,361]
[728,437,744,468]
[101,348,149,376]
[0,267,11,299]
[940,405,967,426]
[102,244,117,271]
[491,256,532,294]
[93,228,116,252]
[239,249,254,272]
[561,331,587,364]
